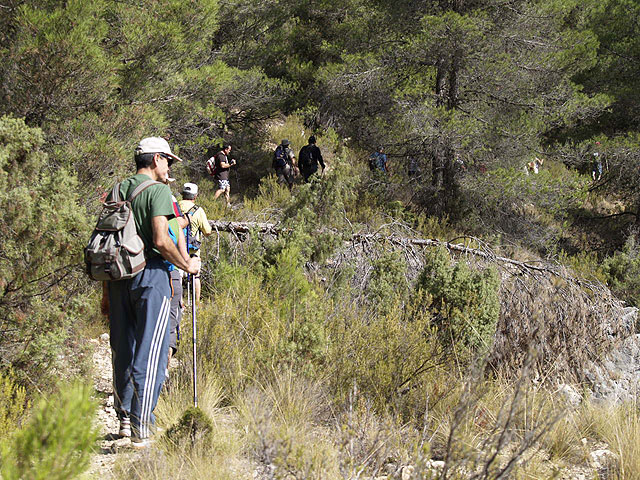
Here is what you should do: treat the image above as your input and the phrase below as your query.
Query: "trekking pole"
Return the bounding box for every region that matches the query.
[191,270,198,407]
[186,276,190,307]
[187,223,198,407]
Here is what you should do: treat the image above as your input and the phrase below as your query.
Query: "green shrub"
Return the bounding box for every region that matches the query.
[0,370,28,439]
[0,382,97,480]
[417,247,500,356]
[197,247,330,395]
[165,406,214,450]
[0,116,92,387]
[603,234,640,307]
[327,291,443,413]
[366,251,409,315]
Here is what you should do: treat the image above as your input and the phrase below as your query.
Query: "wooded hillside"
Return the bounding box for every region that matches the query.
[2,0,640,478]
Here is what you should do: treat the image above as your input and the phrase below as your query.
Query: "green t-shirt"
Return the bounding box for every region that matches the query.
[116,174,175,259]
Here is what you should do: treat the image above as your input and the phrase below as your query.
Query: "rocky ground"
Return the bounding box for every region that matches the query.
[87,333,139,478]
[86,329,627,480]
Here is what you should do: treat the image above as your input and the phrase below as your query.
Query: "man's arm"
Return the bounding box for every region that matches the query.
[195,208,213,237]
[218,153,235,169]
[152,216,200,273]
[176,215,189,230]
[317,147,325,170]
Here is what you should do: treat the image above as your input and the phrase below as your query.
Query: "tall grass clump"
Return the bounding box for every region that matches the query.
[582,401,640,479]
[237,371,340,480]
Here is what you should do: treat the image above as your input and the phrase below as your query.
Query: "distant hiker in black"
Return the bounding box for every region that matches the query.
[212,144,236,207]
[273,139,297,190]
[298,135,325,182]
[407,157,418,178]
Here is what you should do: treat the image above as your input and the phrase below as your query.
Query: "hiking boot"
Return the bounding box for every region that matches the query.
[119,417,131,438]
[130,436,152,449]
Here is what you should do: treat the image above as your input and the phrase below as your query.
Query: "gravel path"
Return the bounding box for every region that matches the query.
[87,333,139,478]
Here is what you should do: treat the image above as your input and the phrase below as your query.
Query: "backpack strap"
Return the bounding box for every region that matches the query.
[110,182,122,202]
[187,205,200,216]
[126,179,162,203]
[186,205,201,230]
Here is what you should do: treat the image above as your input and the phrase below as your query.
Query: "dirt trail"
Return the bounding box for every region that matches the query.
[87,333,139,478]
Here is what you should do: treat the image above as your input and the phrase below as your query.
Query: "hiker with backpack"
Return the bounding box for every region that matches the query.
[97,137,200,448]
[369,145,389,173]
[167,194,190,372]
[207,144,236,207]
[298,135,325,182]
[273,139,297,190]
[178,182,212,303]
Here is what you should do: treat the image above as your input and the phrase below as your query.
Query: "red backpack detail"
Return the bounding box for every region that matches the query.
[206,156,218,176]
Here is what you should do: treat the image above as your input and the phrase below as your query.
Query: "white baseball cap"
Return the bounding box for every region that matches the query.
[182,182,198,195]
[135,137,184,164]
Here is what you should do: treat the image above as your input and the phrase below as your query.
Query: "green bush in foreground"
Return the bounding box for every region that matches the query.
[165,406,214,450]
[0,382,97,480]
[417,247,500,357]
[0,369,28,439]
[0,115,92,388]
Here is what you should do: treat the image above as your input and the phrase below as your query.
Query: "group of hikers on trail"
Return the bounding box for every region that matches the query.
[87,134,331,449]
[87,132,607,449]
[271,136,326,189]
[91,137,201,448]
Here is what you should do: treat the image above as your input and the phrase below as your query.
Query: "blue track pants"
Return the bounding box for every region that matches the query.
[108,257,171,439]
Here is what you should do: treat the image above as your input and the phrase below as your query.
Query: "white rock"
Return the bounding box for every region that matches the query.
[425,460,445,471]
[401,465,414,480]
[100,333,110,342]
[557,384,582,407]
[589,449,618,479]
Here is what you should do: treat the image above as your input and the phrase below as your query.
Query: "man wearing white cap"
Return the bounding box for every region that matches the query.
[179,182,212,302]
[101,137,200,448]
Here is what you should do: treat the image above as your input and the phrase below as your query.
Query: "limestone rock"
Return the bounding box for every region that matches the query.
[589,449,618,480]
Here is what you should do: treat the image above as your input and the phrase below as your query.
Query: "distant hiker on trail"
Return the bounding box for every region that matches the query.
[592,142,603,181]
[273,139,297,190]
[207,144,236,207]
[408,157,419,177]
[298,135,325,182]
[525,157,543,175]
[369,145,388,173]
[178,183,212,303]
[101,137,200,448]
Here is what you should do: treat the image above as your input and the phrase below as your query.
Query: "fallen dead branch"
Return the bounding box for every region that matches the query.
[209,220,558,276]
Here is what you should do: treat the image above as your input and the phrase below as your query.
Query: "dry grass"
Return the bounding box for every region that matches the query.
[582,401,640,480]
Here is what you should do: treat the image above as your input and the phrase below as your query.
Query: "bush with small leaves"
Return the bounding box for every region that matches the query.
[417,247,500,356]
[0,370,28,440]
[0,382,97,480]
[165,406,214,450]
